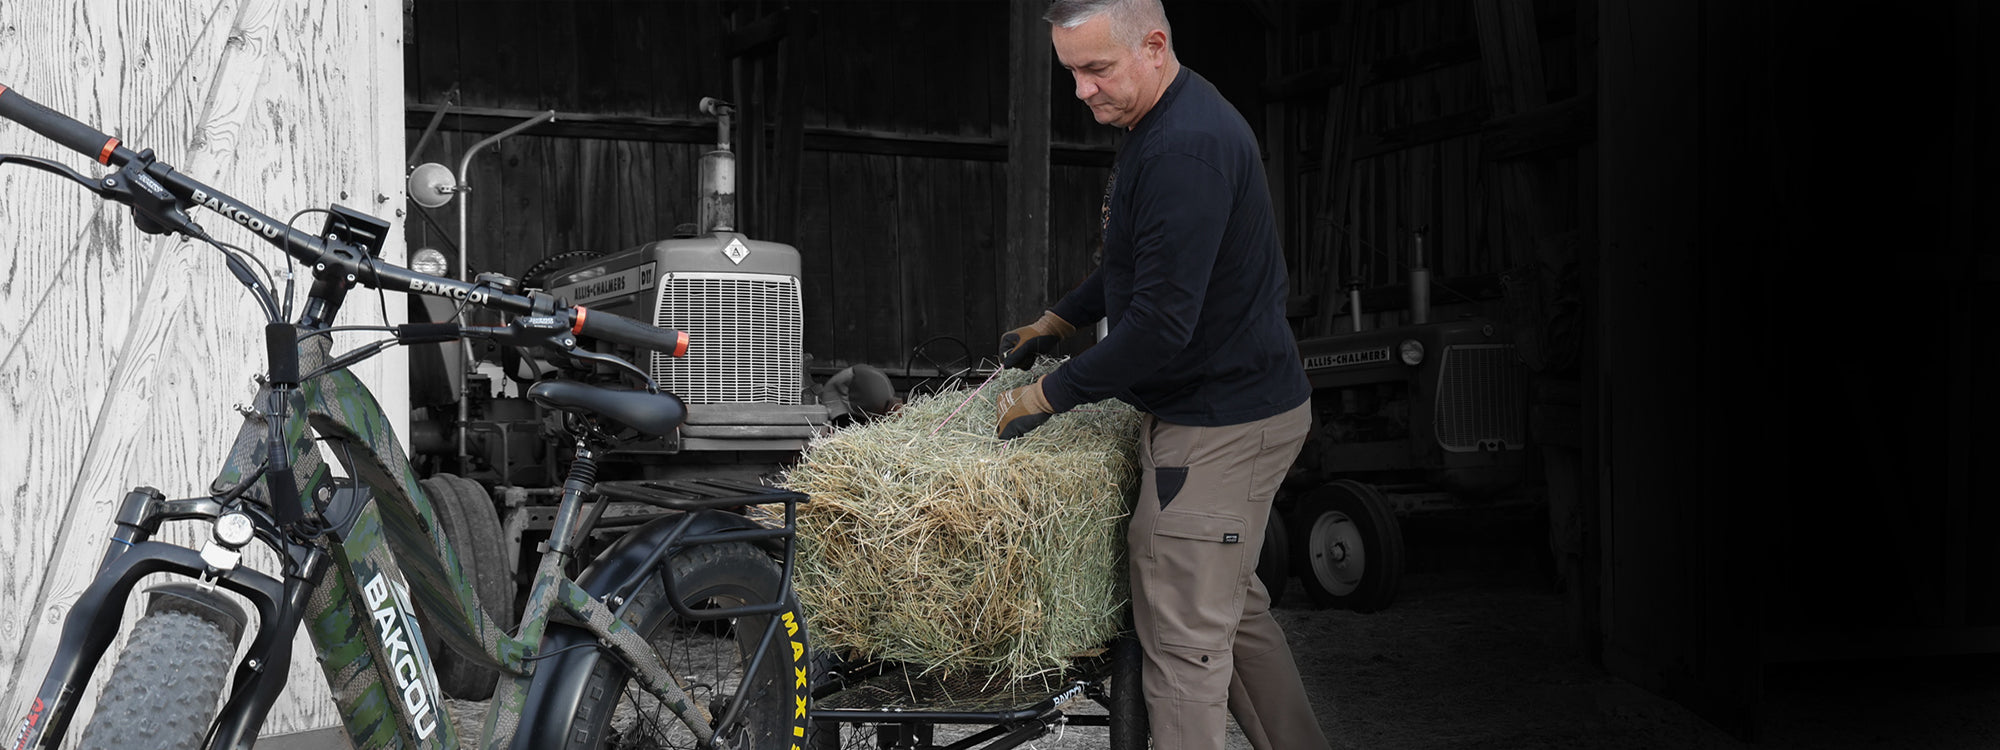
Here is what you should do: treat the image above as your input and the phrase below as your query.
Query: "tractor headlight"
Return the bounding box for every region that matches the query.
[1399,339,1425,366]
[411,247,450,277]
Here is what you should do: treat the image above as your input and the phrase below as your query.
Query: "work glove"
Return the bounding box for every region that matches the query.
[998,311,1075,370]
[995,376,1056,440]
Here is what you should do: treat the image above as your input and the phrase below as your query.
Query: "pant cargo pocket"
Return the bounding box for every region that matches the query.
[1141,509,1249,652]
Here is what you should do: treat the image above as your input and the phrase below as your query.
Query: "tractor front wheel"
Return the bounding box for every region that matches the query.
[1294,480,1405,612]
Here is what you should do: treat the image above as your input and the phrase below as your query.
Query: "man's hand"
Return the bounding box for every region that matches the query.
[999,311,1075,370]
[996,376,1056,440]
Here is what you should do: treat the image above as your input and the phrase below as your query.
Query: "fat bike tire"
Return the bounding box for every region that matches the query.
[564,541,809,750]
[1107,634,1150,750]
[77,611,237,750]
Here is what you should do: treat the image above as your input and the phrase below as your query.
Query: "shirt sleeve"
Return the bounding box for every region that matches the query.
[1044,152,1230,413]
[1050,270,1104,329]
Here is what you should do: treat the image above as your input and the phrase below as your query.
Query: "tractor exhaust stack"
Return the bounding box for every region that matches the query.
[698,97,736,234]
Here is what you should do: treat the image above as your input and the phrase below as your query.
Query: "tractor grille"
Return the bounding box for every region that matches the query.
[650,272,803,405]
[1432,344,1528,452]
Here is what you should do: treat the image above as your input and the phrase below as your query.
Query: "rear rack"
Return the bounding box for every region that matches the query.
[589,477,806,624]
[593,476,806,511]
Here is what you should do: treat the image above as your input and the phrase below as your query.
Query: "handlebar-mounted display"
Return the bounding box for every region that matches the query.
[323,204,393,259]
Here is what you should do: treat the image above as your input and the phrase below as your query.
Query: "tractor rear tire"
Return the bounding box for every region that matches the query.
[416,473,517,700]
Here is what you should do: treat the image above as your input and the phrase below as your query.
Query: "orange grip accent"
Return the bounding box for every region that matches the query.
[97,137,118,165]
[571,306,589,335]
[0,85,9,97]
[674,331,689,358]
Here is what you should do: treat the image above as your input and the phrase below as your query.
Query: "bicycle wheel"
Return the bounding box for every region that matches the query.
[1106,634,1149,750]
[77,610,238,750]
[803,651,876,750]
[564,541,808,749]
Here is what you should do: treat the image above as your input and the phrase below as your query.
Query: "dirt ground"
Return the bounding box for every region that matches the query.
[1267,567,1738,750]
[420,533,2000,750]
[1011,529,2000,750]
[1006,565,1739,750]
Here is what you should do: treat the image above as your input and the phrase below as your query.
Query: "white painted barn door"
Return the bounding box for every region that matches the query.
[0,0,407,738]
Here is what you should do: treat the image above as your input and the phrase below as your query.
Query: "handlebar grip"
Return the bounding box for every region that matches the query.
[0,85,124,165]
[573,306,689,357]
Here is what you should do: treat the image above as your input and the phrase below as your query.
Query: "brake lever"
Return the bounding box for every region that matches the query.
[107,149,201,237]
[0,153,115,196]
[0,151,201,238]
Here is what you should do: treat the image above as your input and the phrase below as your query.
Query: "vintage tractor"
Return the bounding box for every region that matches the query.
[399,100,887,694]
[1263,233,1540,612]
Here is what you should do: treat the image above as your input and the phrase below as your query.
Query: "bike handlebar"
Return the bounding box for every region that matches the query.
[0,83,687,358]
[0,85,130,166]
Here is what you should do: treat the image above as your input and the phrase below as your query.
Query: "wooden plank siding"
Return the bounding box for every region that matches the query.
[1004,0,1053,337]
[405,0,1120,376]
[1274,0,1586,331]
[0,0,405,737]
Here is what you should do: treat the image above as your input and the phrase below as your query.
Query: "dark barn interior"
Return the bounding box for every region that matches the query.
[397,0,1996,744]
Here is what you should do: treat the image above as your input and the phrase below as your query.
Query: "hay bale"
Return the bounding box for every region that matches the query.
[781,362,1141,680]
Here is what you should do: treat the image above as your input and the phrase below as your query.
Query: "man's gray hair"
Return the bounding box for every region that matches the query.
[1044,0,1172,49]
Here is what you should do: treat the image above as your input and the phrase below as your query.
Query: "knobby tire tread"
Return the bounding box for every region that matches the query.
[77,611,236,750]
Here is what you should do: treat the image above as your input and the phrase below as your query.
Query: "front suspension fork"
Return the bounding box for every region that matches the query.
[16,488,324,750]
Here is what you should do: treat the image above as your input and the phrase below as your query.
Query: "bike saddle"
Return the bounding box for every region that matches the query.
[526,380,687,437]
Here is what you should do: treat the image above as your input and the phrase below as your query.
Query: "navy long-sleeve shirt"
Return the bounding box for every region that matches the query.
[1043,67,1310,426]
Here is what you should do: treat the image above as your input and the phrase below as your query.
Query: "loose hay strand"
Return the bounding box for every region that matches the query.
[783,361,1141,681]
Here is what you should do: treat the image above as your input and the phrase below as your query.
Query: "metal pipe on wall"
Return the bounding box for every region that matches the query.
[451,110,556,467]
[1409,230,1430,325]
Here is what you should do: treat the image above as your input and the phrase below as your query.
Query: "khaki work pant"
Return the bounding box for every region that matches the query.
[1130,401,1330,750]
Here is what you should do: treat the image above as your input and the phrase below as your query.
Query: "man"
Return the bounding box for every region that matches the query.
[993,1,1331,748]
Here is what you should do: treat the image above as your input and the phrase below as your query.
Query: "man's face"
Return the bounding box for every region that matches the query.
[1052,14,1165,129]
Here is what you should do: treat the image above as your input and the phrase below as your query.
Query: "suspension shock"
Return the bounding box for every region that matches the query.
[546,444,599,557]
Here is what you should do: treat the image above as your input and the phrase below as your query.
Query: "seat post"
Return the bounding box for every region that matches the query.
[546,442,599,557]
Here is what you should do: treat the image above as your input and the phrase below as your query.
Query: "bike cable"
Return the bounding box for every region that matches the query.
[300,339,398,382]
[519,641,612,662]
[284,207,333,321]
[190,230,282,323]
[213,459,270,504]
[357,240,393,340]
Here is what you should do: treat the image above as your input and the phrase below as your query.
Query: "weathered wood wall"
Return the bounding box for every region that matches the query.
[0,0,404,737]
[1265,0,1588,334]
